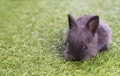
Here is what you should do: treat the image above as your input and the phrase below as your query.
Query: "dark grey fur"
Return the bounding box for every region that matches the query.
[64,14,111,61]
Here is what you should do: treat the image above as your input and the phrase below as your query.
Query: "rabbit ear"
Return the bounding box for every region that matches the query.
[68,14,78,29]
[87,15,99,34]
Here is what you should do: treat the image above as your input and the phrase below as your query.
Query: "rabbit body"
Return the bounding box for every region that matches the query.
[65,14,111,61]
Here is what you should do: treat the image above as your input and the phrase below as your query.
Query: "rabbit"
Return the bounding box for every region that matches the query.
[64,14,111,61]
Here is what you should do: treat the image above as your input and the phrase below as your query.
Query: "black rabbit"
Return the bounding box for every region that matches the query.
[64,14,111,61]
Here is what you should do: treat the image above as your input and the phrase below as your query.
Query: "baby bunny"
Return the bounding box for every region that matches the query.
[64,14,111,61]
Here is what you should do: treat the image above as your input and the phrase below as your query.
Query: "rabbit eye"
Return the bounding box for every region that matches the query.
[84,45,87,49]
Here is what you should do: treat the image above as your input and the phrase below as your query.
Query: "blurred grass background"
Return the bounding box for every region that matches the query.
[0,0,120,76]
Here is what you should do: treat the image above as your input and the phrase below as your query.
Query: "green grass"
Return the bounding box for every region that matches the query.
[0,0,120,76]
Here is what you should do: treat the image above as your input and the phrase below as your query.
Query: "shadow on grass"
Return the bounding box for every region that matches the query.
[50,29,66,59]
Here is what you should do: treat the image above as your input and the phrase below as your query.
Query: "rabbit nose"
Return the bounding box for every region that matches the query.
[74,57,83,61]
